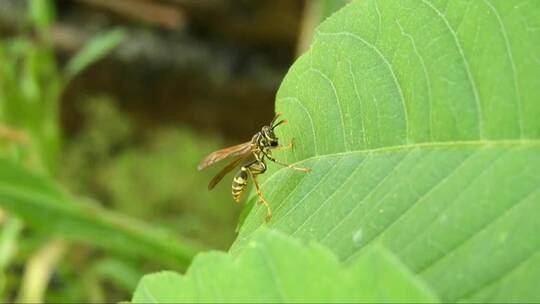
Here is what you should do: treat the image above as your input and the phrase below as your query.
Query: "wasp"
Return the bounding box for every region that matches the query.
[198,113,310,222]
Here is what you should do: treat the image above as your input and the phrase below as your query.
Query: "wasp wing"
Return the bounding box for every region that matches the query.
[208,155,249,190]
[198,141,251,171]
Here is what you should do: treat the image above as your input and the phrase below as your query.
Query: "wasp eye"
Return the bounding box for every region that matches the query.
[271,141,278,147]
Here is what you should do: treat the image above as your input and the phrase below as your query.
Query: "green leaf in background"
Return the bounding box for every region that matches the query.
[28,0,55,31]
[0,159,204,269]
[0,217,22,293]
[234,0,540,302]
[132,229,437,303]
[64,29,125,81]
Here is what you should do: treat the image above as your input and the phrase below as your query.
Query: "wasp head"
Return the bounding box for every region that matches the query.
[262,113,288,147]
[261,125,279,147]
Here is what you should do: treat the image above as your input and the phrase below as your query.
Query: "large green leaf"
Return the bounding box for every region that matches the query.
[234,0,540,302]
[0,159,204,269]
[133,229,437,303]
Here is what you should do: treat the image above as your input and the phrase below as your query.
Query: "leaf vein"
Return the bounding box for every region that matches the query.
[418,187,540,275]
[319,150,413,242]
[259,140,540,192]
[460,246,540,301]
[344,149,478,263]
[290,156,368,236]
[397,149,509,259]
[317,30,410,144]
[308,67,350,151]
[281,96,319,156]
[421,0,484,139]
[482,0,524,138]
[395,18,433,141]
[347,60,368,147]
[272,158,343,227]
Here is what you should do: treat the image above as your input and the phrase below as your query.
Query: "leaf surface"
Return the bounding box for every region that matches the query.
[234,0,540,302]
[133,230,437,303]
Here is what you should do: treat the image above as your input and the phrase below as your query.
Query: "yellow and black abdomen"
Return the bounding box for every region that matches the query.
[232,167,249,202]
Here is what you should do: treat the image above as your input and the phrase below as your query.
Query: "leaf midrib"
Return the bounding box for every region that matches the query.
[262,139,540,189]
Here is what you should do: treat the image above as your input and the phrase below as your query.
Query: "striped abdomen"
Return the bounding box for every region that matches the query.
[232,167,249,202]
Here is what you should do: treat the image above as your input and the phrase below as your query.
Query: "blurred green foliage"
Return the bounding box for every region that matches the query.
[0,28,62,175]
[0,0,124,176]
[0,0,236,302]
[61,99,238,250]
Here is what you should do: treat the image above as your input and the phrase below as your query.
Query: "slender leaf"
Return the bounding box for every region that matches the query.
[0,217,22,269]
[28,0,55,31]
[133,229,437,303]
[64,29,125,81]
[234,0,540,302]
[0,159,204,269]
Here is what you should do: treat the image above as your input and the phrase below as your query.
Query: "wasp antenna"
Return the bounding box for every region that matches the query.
[272,119,288,129]
[270,112,282,125]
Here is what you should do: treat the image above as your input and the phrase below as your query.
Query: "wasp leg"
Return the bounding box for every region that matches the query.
[274,138,294,151]
[264,152,311,172]
[249,173,272,222]
[244,160,272,222]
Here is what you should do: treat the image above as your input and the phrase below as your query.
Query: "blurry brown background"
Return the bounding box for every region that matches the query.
[2,0,307,140]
